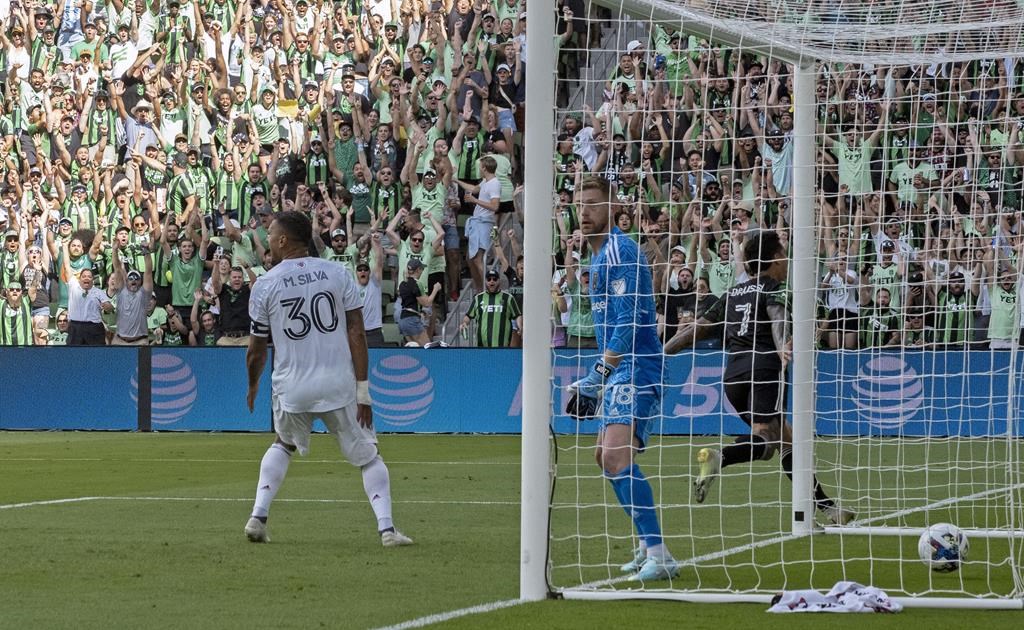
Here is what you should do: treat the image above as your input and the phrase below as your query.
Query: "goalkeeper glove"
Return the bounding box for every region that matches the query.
[568,360,613,398]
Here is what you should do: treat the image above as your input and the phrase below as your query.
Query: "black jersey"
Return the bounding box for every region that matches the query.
[703,276,787,380]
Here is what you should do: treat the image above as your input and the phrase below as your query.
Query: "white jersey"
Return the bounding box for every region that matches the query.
[249,257,362,413]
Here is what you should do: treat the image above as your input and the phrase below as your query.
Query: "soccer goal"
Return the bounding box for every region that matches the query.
[521,0,1024,609]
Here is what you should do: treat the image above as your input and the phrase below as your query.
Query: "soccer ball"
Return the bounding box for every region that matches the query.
[918,523,969,572]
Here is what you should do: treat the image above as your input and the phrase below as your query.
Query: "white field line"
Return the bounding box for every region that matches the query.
[0,457,520,465]
[368,598,524,630]
[847,481,1024,528]
[0,496,100,510]
[0,496,520,509]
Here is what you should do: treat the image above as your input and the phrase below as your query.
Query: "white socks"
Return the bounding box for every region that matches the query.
[251,443,292,519]
[361,456,394,532]
[251,446,395,533]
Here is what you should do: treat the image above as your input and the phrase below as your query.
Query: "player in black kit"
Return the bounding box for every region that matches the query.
[665,231,854,525]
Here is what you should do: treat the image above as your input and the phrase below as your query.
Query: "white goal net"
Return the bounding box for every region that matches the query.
[533,0,1024,607]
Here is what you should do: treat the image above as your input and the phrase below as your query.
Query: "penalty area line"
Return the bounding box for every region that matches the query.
[369,597,524,630]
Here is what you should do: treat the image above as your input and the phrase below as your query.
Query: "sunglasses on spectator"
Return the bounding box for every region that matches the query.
[410,237,424,243]
[7,287,22,292]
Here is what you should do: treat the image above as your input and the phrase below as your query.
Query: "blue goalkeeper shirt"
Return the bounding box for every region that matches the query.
[588,226,663,388]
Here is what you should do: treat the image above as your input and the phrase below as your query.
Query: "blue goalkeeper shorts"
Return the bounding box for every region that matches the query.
[600,384,660,450]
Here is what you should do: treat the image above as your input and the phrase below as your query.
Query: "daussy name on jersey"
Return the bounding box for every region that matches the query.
[704,276,787,379]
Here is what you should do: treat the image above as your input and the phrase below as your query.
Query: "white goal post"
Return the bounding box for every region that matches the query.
[522,0,1024,610]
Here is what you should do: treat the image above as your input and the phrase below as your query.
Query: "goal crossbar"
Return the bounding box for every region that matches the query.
[592,0,1024,65]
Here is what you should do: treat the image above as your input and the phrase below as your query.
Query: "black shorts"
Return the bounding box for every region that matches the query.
[67,321,106,346]
[828,308,858,333]
[497,200,515,214]
[724,376,785,427]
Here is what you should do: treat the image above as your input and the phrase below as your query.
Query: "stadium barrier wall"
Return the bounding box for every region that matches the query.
[0,349,1020,435]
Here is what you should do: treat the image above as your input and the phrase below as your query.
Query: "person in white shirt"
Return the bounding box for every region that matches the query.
[820,254,860,349]
[456,155,501,294]
[243,211,413,548]
[62,239,112,345]
[355,233,385,347]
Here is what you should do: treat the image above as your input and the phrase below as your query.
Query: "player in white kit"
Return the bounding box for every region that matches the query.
[243,211,413,547]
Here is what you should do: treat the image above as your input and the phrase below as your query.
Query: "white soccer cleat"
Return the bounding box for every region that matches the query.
[381,529,414,547]
[627,556,680,582]
[822,505,856,526]
[620,547,646,573]
[245,517,270,543]
[693,447,721,504]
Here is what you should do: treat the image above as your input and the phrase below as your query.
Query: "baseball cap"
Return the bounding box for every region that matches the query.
[330,228,346,239]
[407,258,425,272]
[485,268,500,279]
[881,239,896,250]
[949,271,965,281]
[4,228,18,239]
[172,152,188,168]
[496,63,511,72]
[126,269,143,281]
[58,217,73,226]
[671,244,687,255]
[6,281,22,289]
[626,40,642,53]
[356,262,370,271]
[115,224,130,233]
[72,183,87,193]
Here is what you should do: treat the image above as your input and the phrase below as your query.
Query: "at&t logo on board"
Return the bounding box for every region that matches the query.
[371,355,435,427]
[130,352,198,424]
[850,355,924,429]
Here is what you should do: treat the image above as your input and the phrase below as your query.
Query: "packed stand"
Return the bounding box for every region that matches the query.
[550,17,1024,351]
[0,0,531,347]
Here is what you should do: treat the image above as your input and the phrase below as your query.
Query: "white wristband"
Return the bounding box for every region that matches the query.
[356,380,372,406]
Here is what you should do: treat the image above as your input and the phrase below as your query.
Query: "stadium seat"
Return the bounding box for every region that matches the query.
[382,323,402,346]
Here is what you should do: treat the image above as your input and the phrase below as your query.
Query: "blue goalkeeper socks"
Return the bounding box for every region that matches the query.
[608,464,663,548]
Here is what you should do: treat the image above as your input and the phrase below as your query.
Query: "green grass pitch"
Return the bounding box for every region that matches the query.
[1,432,1022,629]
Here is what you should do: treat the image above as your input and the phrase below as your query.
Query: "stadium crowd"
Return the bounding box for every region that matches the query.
[0,0,1020,350]
[0,0,536,347]
[550,20,1024,351]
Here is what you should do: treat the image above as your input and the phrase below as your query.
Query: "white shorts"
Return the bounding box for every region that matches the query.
[466,216,495,258]
[272,395,378,465]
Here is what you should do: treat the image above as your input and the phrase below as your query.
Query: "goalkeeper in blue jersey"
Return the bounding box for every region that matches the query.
[566,176,679,582]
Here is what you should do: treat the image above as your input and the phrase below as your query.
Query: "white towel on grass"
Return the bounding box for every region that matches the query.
[768,581,902,613]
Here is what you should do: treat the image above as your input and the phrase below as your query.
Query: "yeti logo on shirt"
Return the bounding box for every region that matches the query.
[611,279,626,295]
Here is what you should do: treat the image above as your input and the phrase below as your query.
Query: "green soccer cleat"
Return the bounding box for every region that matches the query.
[693,447,721,504]
[627,556,680,582]
[244,517,269,543]
[620,547,646,573]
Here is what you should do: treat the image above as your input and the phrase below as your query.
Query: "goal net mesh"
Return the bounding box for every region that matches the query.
[546,0,1024,602]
